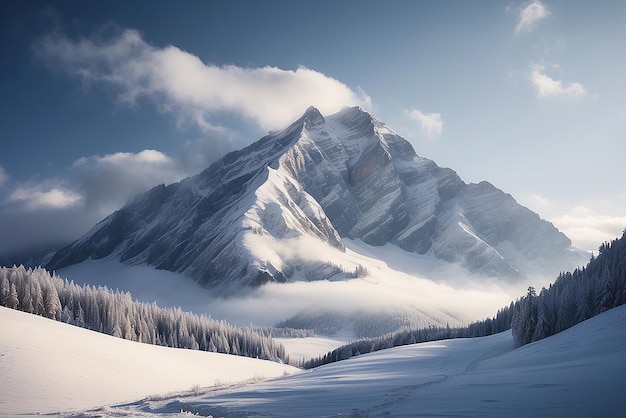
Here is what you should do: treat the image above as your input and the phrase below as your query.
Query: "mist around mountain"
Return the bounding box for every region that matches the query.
[45,106,587,296]
[0,241,66,270]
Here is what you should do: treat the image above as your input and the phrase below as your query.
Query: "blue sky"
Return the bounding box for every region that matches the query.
[1,0,625,255]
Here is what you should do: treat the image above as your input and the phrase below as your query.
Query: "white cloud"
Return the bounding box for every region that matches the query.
[8,185,81,211]
[406,108,443,137]
[72,149,185,217]
[519,194,625,252]
[516,1,550,33]
[551,206,626,252]
[35,28,370,133]
[0,149,193,255]
[530,64,586,98]
[528,194,551,208]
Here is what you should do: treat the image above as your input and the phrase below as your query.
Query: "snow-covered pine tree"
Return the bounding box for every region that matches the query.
[7,283,19,309]
[531,297,550,342]
[512,230,626,347]
[43,283,62,320]
[0,272,9,305]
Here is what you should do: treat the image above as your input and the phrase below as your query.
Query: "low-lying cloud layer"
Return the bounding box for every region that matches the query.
[57,253,517,330]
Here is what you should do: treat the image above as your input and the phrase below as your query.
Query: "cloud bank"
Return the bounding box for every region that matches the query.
[516,1,550,33]
[72,149,184,217]
[521,194,626,252]
[0,149,188,255]
[34,28,370,133]
[552,206,626,252]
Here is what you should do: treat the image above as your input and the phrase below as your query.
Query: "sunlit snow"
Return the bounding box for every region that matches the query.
[0,306,298,416]
[68,305,626,417]
[2,304,625,416]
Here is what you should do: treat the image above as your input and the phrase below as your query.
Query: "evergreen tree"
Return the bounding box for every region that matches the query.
[531,299,550,342]
[0,273,9,306]
[600,267,617,311]
[43,284,62,320]
[0,265,289,364]
[7,283,19,309]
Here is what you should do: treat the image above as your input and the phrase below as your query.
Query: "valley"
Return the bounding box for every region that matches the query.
[2,301,625,417]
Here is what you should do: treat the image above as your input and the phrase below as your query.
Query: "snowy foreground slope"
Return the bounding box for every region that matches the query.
[69,304,626,418]
[0,307,298,416]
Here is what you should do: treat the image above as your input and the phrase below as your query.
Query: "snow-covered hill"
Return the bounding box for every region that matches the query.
[0,306,298,416]
[70,304,626,418]
[46,106,587,293]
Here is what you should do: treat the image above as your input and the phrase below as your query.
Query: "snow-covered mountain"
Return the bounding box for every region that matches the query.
[47,107,585,292]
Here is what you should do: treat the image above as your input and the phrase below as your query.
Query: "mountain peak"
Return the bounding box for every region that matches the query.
[304,105,321,115]
[46,107,588,292]
[301,106,325,127]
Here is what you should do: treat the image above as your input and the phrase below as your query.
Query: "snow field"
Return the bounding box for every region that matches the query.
[83,304,626,417]
[0,306,299,416]
[274,335,348,362]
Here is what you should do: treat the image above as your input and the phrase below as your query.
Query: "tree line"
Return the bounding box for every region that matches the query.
[511,229,626,346]
[304,304,513,368]
[0,265,289,363]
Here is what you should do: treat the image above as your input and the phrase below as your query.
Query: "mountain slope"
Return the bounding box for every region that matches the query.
[0,306,298,416]
[72,303,626,417]
[47,107,585,291]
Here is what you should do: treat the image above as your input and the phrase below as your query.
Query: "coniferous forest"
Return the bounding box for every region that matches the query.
[511,229,626,346]
[0,266,289,363]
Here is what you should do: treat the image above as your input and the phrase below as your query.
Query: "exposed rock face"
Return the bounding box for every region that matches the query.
[47,106,584,292]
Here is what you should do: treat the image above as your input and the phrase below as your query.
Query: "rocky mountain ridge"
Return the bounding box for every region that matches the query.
[47,106,586,292]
